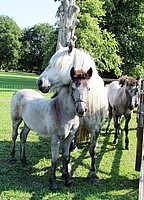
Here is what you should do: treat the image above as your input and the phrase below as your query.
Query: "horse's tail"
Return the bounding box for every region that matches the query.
[10,90,26,122]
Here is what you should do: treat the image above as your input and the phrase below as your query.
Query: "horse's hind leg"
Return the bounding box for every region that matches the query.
[10,119,22,164]
[20,123,30,166]
[113,115,120,145]
[124,115,131,150]
[49,135,60,191]
[105,104,112,135]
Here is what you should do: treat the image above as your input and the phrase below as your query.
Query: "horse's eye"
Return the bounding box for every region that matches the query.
[88,87,90,91]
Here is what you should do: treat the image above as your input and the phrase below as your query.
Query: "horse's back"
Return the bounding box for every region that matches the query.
[10,89,44,121]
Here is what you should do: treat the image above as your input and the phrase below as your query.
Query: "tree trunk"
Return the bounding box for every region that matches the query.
[55,0,80,51]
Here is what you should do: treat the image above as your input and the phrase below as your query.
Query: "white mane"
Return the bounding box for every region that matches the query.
[48,47,99,85]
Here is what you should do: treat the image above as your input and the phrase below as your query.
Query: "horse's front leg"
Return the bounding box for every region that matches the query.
[61,135,74,187]
[20,123,30,167]
[49,135,60,191]
[89,130,99,184]
[124,114,131,150]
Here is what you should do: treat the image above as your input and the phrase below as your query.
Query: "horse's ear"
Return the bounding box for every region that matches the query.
[87,67,93,78]
[70,67,75,79]
[68,40,74,54]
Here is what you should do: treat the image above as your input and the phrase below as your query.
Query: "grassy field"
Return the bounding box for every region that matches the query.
[0,71,140,200]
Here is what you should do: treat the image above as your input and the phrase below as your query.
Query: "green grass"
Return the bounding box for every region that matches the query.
[0,71,140,200]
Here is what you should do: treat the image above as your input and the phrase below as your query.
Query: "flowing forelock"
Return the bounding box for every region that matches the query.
[49,47,98,77]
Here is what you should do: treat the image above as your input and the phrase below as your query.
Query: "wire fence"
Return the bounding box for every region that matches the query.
[0,84,37,92]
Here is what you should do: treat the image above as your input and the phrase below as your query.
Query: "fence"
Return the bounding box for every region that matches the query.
[0,84,36,92]
[134,77,144,200]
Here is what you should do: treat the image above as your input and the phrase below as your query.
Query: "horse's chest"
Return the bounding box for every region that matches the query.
[57,117,79,140]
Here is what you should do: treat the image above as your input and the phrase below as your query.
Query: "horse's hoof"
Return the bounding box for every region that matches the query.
[65,179,73,187]
[113,139,118,145]
[125,146,130,150]
[50,182,58,191]
[90,177,99,184]
[105,131,109,135]
[21,160,27,167]
[89,172,99,184]
[10,158,17,164]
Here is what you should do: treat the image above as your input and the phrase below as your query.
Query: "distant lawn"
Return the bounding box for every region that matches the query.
[0,71,140,200]
[0,71,38,91]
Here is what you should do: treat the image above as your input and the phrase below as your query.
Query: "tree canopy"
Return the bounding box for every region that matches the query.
[102,0,144,78]
[19,23,56,73]
[0,15,21,70]
[75,0,123,76]
[0,0,143,78]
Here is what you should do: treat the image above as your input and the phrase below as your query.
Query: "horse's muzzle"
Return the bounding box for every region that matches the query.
[37,79,50,93]
[76,106,88,117]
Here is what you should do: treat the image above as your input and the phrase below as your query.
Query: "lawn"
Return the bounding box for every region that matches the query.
[0,71,140,200]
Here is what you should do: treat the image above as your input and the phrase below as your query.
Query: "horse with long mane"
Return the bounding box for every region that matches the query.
[105,76,138,149]
[10,67,92,191]
[37,46,108,184]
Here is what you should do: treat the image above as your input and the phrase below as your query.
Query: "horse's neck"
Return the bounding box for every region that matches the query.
[56,86,76,115]
[117,86,128,105]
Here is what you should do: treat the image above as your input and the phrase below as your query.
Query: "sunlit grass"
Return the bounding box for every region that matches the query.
[0,71,140,200]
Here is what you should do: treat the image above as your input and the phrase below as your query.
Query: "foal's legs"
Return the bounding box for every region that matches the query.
[20,123,30,166]
[124,114,131,150]
[89,129,100,184]
[10,119,22,163]
[61,136,74,187]
[113,115,121,145]
[49,135,60,191]
[105,104,113,135]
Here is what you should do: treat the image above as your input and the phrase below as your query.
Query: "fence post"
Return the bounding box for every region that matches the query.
[135,77,144,171]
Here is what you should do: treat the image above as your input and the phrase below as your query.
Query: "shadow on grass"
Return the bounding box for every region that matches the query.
[0,131,139,200]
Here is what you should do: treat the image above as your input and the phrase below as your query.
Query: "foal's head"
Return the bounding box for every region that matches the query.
[69,67,93,117]
[121,77,138,110]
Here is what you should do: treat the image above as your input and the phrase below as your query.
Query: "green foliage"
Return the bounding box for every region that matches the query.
[42,28,58,68]
[102,0,144,78]
[76,0,122,77]
[0,15,21,70]
[19,24,56,73]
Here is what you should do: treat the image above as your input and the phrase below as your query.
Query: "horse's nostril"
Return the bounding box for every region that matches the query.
[37,79,42,87]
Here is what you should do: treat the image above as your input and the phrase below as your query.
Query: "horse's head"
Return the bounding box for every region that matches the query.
[70,67,93,117]
[36,48,70,93]
[125,83,138,110]
[37,65,59,93]
[37,47,98,94]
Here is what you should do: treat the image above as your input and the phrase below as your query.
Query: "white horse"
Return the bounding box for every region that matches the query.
[10,67,92,191]
[105,77,138,149]
[37,46,108,184]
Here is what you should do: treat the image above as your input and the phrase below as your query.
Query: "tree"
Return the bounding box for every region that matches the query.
[0,15,21,70]
[102,0,144,78]
[19,23,56,73]
[74,0,123,76]
[56,0,80,50]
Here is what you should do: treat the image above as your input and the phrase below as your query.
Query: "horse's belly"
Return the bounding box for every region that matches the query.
[22,101,50,136]
[23,116,48,136]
